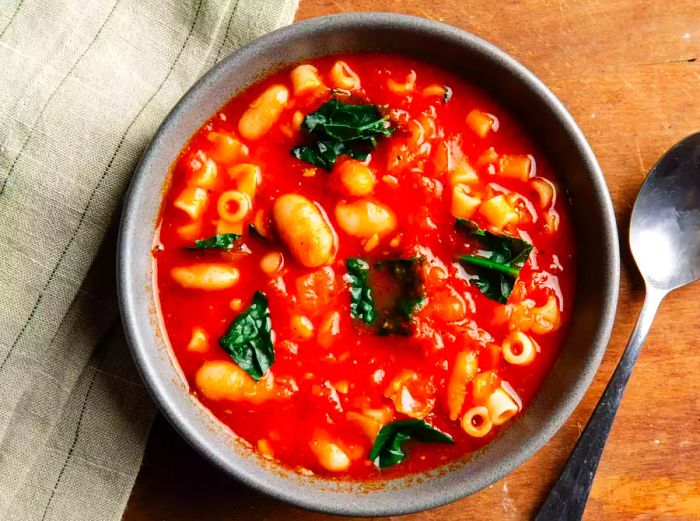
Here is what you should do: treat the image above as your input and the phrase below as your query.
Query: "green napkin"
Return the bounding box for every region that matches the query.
[0,1,298,519]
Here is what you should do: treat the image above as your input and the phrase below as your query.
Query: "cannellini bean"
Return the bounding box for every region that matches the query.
[447,351,478,420]
[272,194,336,268]
[479,194,519,229]
[290,315,314,340]
[330,60,361,90]
[206,131,248,165]
[171,264,240,290]
[334,199,397,239]
[174,186,208,219]
[461,406,493,438]
[260,251,284,276]
[290,64,323,96]
[334,159,376,196]
[195,360,276,404]
[309,438,351,472]
[238,84,289,140]
[217,190,251,223]
[486,387,520,426]
[466,109,499,138]
[196,360,253,401]
[187,327,209,353]
[451,184,482,220]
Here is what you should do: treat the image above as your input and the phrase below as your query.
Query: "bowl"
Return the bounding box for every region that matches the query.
[118,12,619,516]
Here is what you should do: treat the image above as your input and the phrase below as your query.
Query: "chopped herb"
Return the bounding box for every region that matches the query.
[443,85,453,103]
[369,419,454,469]
[191,233,241,251]
[345,258,376,324]
[218,291,274,381]
[291,100,394,170]
[375,257,426,335]
[455,218,533,303]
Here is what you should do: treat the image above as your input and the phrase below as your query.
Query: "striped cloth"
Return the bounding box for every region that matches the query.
[0,1,298,519]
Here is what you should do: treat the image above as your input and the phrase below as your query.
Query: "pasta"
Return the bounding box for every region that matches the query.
[461,406,493,438]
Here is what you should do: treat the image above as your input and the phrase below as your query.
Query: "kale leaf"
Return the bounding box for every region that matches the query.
[291,100,393,170]
[369,419,454,469]
[218,291,274,381]
[191,233,241,251]
[455,218,533,303]
[345,258,377,324]
[375,257,426,335]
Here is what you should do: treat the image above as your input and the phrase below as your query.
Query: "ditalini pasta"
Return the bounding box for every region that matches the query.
[153,53,575,478]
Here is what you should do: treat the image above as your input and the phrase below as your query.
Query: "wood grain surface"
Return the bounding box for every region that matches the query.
[123,1,700,519]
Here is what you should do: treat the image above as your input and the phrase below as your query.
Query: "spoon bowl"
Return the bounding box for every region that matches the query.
[630,132,700,291]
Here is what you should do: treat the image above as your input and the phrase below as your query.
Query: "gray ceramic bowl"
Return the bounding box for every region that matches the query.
[118,12,619,516]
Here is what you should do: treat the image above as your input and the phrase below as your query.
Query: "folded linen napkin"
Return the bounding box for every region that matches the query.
[0,1,298,519]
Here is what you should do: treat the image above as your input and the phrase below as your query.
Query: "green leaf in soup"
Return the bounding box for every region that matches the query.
[191,233,241,251]
[218,291,274,382]
[291,100,394,170]
[302,100,393,142]
[369,419,454,469]
[291,140,348,171]
[455,218,533,303]
[345,258,377,325]
[374,257,426,335]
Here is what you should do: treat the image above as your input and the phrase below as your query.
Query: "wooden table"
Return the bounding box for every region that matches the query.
[123,1,700,519]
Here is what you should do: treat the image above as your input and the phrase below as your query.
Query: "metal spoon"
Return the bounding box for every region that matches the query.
[535,132,700,520]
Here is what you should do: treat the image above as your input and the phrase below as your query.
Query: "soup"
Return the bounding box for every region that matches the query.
[153,53,575,479]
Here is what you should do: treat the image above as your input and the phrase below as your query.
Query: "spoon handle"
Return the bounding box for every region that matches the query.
[534,288,664,521]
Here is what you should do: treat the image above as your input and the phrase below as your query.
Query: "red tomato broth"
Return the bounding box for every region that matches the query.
[153,52,576,479]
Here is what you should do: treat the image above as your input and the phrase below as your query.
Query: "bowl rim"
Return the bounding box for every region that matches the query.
[118,12,620,516]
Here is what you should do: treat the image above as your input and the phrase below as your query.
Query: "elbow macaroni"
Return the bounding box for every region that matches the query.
[502,331,538,366]
[330,60,361,90]
[485,386,520,426]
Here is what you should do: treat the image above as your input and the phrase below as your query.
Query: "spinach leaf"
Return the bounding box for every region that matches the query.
[455,218,533,303]
[375,257,426,335]
[369,419,454,469]
[291,100,393,170]
[345,258,376,324]
[218,291,274,381]
[191,233,241,251]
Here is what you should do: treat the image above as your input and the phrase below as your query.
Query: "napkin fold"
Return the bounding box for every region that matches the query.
[0,1,298,519]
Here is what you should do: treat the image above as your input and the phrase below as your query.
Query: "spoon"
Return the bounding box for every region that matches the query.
[535,132,700,520]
